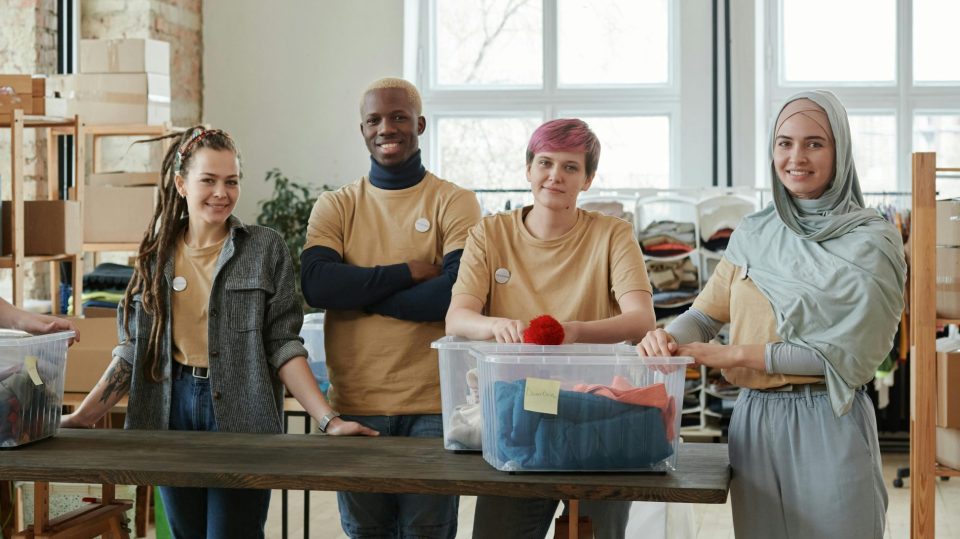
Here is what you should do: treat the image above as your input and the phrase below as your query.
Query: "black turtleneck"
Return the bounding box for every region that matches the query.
[368,150,427,190]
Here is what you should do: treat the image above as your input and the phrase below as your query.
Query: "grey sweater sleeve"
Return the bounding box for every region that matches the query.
[664,308,725,344]
[765,342,827,375]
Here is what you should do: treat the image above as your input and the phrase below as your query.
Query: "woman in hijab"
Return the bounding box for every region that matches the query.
[638,90,905,538]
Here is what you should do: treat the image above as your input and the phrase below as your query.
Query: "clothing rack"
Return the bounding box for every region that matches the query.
[909,152,960,538]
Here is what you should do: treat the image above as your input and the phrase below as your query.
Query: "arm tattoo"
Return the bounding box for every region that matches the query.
[99,360,133,404]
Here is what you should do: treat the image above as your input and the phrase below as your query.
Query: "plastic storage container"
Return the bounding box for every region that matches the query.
[475,348,691,472]
[0,330,75,448]
[432,337,659,452]
[300,312,329,394]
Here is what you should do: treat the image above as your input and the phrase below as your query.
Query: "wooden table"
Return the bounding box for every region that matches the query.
[1,429,731,537]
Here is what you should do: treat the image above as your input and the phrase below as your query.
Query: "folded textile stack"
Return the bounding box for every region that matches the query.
[74,263,134,314]
[638,220,696,257]
[580,201,634,225]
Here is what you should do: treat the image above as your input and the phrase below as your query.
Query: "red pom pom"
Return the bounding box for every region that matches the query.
[523,315,565,345]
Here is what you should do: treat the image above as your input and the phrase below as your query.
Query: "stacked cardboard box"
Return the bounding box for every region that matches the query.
[45,39,171,125]
[937,338,960,470]
[0,74,32,123]
[85,171,161,243]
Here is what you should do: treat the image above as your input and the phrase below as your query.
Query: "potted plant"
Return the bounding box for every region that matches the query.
[256,168,332,307]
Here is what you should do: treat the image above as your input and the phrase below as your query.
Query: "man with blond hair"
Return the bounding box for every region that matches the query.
[301,77,481,538]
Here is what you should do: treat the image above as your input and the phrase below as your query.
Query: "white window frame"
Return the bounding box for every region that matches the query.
[759,0,960,191]
[406,0,689,188]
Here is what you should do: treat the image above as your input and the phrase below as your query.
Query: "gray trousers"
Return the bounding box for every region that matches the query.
[729,387,887,539]
[472,497,630,539]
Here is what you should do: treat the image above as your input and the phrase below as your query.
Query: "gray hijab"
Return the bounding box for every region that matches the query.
[725,90,906,416]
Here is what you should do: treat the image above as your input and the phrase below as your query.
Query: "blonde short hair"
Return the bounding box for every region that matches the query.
[360,77,423,116]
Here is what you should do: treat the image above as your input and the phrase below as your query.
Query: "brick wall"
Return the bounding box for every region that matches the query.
[0,0,61,301]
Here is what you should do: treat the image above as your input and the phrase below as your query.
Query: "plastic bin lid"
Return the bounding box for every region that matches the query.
[432,336,633,354]
[0,330,76,347]
[474,351,694,366]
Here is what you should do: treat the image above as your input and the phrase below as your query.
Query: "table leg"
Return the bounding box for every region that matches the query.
[1,480,14,539]
[282,412,289,539]
[568,499,578,539]
[33,482,49,535]
[303,415,310,539]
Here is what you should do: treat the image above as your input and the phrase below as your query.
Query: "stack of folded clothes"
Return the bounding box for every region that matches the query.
[638,220,695,257]
[580,201,635,225]
[71,263,134,314]
[491,378,674,471]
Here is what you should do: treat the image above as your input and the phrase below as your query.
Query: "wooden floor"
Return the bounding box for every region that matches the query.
[137,451,959,538]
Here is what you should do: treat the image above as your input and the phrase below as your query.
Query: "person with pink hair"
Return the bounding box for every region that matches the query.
[446,118,657,538]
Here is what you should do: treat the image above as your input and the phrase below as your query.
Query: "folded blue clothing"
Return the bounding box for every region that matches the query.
[493,379,673,471]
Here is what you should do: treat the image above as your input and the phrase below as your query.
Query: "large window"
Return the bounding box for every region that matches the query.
[766,0,960,193]
[414,0,680,191]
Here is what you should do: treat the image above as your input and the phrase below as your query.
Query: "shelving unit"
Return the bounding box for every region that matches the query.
[909,152,960,538]
[1,109,84,315]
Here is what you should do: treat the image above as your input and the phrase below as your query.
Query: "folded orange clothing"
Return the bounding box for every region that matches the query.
[573,376,676,441]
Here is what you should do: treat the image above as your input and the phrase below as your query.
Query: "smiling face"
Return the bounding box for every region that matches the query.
[526,151,594,211]
[175,148,240,229]
[360,87,425,167]
[773,109,836,200]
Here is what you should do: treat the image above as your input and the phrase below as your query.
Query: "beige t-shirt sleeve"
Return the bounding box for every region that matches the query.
[609,219,653,300]
[692,257,735,324]
[450,221,490,305]
[303,191,344,254]
[440,189,482,254]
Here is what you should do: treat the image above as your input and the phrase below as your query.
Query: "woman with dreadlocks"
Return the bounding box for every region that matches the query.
[62,127,375,538]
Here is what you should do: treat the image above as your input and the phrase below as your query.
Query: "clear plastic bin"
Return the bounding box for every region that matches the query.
[475,349,691,472]
[432,337,659,452]
[300,313,329,394]
[0,330,75,448]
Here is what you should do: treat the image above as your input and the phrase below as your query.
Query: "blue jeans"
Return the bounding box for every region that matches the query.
[336,414,458,539]
[158,363,271,539]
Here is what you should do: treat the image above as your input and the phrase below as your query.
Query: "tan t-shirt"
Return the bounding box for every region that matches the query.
[693,258,824,388]
[171,234,227,368]
[452,207,652,323]
[304,173,481,415]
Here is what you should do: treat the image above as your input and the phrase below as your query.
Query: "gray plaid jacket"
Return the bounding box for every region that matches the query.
[113,216,308,433]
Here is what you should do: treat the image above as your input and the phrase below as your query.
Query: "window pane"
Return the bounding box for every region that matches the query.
[914,114,960,197]
[781,0,895,82]
[557,0,669,85]
[436,116,542,190]
[434,0,543,87]
[914,0,960,82]
[848,114,897,193]
[579,116,670,189]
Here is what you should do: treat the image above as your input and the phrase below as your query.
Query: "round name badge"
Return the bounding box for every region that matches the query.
[172,276,188,292]
[415,218,431,233]
[494,268,511,284]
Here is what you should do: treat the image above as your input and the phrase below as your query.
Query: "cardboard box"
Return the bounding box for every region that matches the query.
[46,73,170,125]
[80,39,170,76]
[88,171,161,187]
[82,306,117,318]
[937,246,960,319]
[84,185,158,243]
[0,74,33,120]
[939,349,960,428]
[31,76,45,115]
[64,316,118,393]
[938,200,960,246]
[937,426,960,471]
[1,200,81,255]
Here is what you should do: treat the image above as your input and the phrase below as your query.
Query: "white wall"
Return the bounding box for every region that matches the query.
[203,0,405,222]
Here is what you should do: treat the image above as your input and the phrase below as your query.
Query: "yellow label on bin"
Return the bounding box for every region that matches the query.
[24,356,43,386]
[523,377,560,415]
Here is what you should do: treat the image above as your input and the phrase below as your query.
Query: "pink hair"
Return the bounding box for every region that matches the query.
[526,119,601,177]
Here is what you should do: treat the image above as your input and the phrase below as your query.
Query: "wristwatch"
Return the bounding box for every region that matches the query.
[318,411,341,433]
